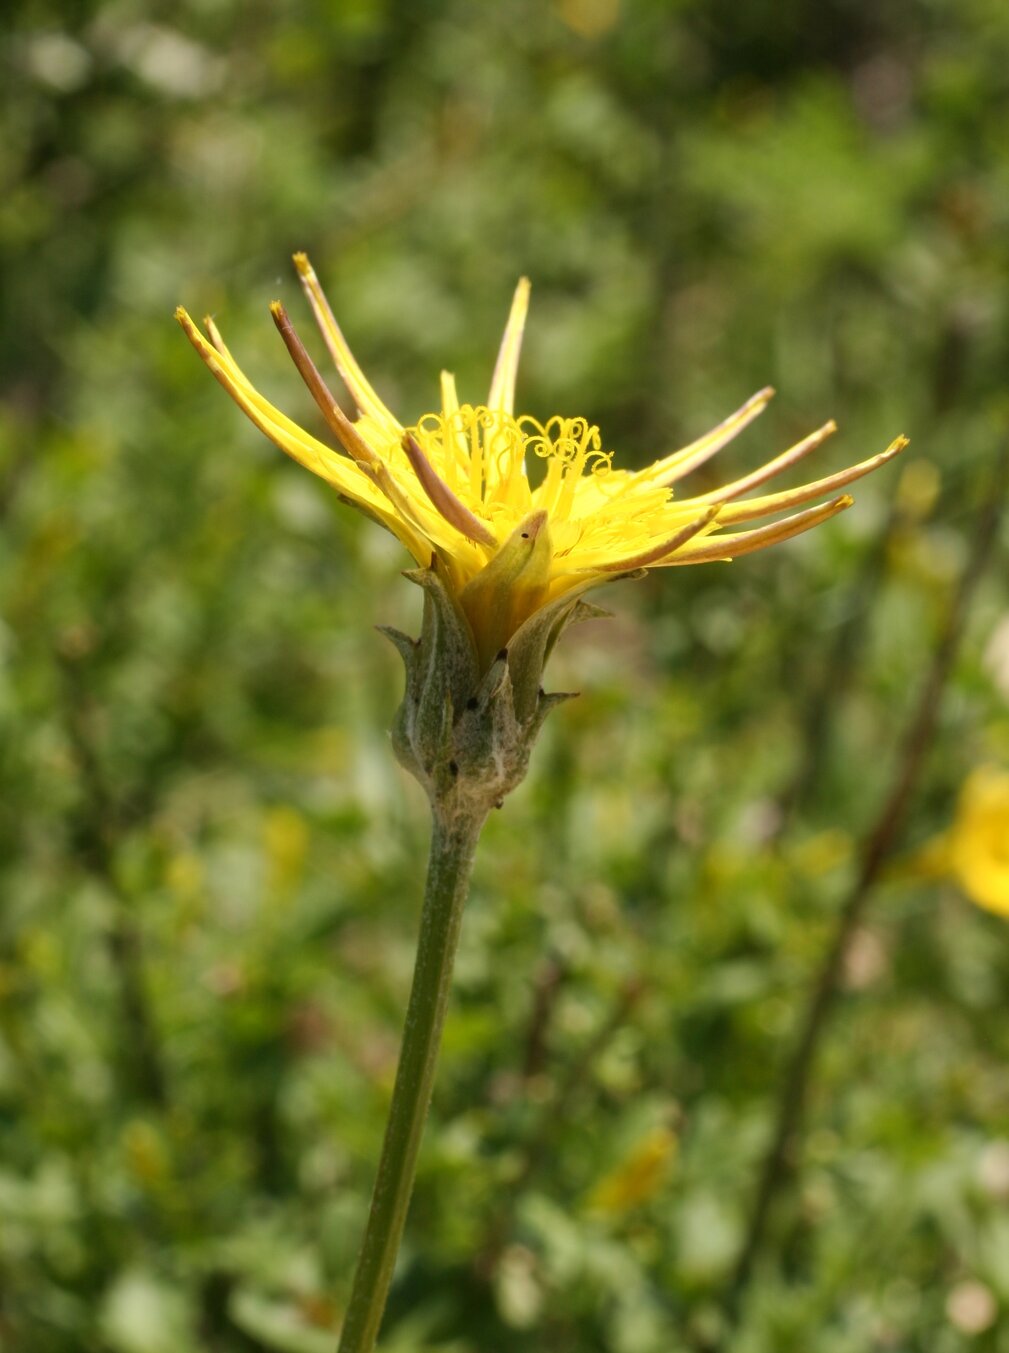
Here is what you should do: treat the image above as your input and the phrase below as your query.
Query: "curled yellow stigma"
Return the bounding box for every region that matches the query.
[176,260,908,662]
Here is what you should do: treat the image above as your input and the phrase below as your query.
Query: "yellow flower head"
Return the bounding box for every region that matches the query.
[177,256,907,667]
[920,767,1009,917]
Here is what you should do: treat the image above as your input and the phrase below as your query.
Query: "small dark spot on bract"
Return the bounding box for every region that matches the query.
[521,532,529,538]
[449,760,459,776]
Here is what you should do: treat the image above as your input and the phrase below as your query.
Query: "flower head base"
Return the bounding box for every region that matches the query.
[177,254,907,674]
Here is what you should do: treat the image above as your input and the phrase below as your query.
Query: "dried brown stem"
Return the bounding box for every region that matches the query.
[724,438,1009,1328]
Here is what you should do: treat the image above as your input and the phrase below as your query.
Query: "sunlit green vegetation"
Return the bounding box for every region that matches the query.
[3,2,1009,1349]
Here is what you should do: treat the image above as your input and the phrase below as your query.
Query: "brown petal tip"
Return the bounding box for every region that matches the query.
[402,432,498,548]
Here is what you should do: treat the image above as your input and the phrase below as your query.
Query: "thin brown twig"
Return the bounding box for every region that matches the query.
[724,436,1009,1325]
[521,956,566,1081]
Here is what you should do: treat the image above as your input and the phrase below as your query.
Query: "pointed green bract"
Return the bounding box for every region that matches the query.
[505,571,642,723]
[386,558,607,816]
[459,512,552,671]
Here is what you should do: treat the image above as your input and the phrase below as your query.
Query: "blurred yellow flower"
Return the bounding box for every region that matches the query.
[790,828,854,878]
[555,0,621,39]
[122,1119,169,1188]
[178,257,906,668]
[165,850,204,901]
[263,804,310,899]
[586,1125,677,1216]
[894,457,941,522]
[917,767,1009,916]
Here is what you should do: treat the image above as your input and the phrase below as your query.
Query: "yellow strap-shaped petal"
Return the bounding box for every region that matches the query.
[699,421,837,504]
[661,494,853,565]
[631,386,776,488]
[292,253,402,436]
[437,371,471,489]
[488,277,531,414]
[177,308,430,560]
[716,436,909,526]
[178,309,364,492]
[585,506,720,572]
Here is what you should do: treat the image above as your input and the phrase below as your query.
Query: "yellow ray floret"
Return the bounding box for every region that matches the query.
[177,256,908,660]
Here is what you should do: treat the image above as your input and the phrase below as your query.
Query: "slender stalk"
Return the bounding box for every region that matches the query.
[338,807,488,1353]
[478,973,645,1273]
[724,439,1009,1326]
[57,648,168,1107]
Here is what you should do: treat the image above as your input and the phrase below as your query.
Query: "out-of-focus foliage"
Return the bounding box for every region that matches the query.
[2,1,1009,1350]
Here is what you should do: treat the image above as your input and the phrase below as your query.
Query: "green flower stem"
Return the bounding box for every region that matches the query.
[337,806,488,1353]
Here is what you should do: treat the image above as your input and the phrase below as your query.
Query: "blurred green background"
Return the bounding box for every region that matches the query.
[3,0,1009,1349]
